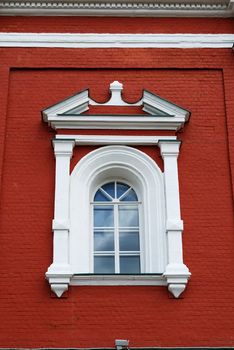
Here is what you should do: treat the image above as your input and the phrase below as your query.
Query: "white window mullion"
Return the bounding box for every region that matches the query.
[114,203,120,273]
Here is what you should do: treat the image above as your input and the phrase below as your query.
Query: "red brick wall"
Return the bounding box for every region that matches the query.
[1,16,234,33]
[0,17,234,348]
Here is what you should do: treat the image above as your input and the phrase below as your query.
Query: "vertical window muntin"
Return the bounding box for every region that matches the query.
[92,181,141,274]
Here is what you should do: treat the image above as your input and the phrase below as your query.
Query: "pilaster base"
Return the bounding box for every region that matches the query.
[46,264,73,297]
[164,263,191,298]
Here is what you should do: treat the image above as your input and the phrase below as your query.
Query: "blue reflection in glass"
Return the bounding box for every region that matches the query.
[94,205,114,227]
[120,256,140,273]
[119,231,139,251]
[119,206,139,227]
[94,256,115,273]
[117,182,130,199]
[120,188,138,202]
[94,189,111,202]
[102,182,115,199]
[94,231,114,251]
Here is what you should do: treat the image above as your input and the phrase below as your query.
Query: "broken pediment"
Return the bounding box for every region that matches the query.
[42,81,190,131]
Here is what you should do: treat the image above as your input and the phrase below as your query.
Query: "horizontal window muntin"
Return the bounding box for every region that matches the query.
[94,252,140,256]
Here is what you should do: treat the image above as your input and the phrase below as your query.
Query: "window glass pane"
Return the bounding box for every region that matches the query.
[102,182,115,199]
[118,205,139,227]
[94,205,114,227]
[120,256,140,273]
[94,189,111,202]
[94,256,115,273]
[120,188,138,202]
[117,182,130,199]
[94,231,114,251]
[119,231,140,251]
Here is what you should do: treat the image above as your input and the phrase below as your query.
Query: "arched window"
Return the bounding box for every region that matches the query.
[46,143,190,298]
[44,81,191,298]
[93,181,141,274]
[67,145,165,275]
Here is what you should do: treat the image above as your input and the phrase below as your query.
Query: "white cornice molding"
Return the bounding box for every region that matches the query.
[0,33,234,48]
[44,115,188,131]
[55,135,177,145]
[0,0,233,17]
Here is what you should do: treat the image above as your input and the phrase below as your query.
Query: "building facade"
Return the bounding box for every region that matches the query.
[0,1,234,348]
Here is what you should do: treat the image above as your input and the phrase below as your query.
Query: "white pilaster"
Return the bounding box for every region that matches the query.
[158,140,191,298]
[46,139,75,297]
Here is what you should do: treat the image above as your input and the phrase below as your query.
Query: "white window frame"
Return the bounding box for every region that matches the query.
[46,136,191,299]
[92,181,141,274]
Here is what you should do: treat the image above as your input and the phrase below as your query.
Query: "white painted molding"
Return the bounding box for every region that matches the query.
[158,140,191,298]
[43,81,190,131]
[46,139,75,297]
[142,90,190,119]
[168,284,186,298]
[45,140,191,297]
[46,115,188,131]
[51,283,69,298]
[43,90,90,117]
[44,88,191,298]
[0,0,233,17]
[70,145,166,275]
[0,33,234,49]
[55,135,177,145]
[70,274,167,286]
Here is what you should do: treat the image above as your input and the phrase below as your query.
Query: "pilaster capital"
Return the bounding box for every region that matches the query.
[52,139,75,158]
[158,140,181,158]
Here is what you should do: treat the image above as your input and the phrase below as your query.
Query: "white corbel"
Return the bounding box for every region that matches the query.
[158,140,191,298]
[46,139,75,297]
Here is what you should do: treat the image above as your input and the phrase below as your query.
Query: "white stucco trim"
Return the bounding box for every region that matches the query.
[46,141,190,298]
[158,141,191,298]
[55,135,177,145]
[70,274,167,286]
[0,33,234,49]
[48,115,187,131]
[46,140,75,298]
[0,0,233,17]
[69,145,166,276]
[42,81,190,131]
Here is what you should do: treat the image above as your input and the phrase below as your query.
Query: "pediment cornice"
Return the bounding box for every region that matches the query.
[42,81,190,131]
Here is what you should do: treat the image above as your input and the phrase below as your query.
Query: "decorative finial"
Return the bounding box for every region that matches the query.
[108,81,124,105]
[89,80,141,107]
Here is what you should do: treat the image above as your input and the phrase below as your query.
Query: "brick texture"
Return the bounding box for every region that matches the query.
[0,17,233,348]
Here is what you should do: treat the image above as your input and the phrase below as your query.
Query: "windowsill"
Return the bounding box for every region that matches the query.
[70,274,166,286]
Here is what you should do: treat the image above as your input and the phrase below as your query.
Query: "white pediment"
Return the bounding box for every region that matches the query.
[42,81,190,131]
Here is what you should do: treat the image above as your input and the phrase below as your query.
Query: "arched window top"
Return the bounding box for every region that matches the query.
[94,181,138,202]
